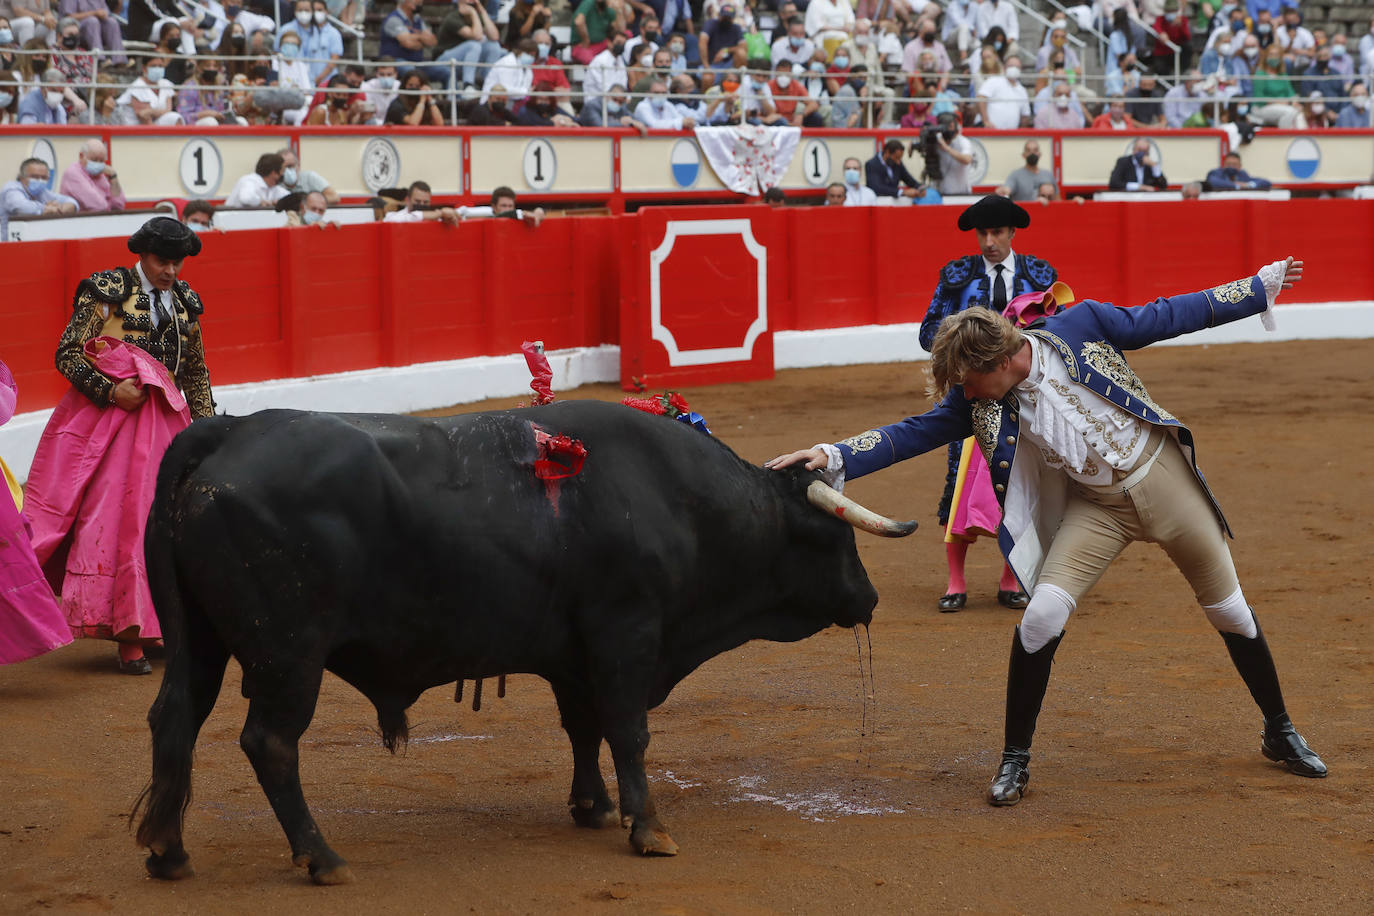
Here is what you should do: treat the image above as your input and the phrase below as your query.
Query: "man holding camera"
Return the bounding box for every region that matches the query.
[932,113,974,196]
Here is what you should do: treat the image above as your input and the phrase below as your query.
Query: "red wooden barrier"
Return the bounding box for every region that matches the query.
[1,200,1367,415]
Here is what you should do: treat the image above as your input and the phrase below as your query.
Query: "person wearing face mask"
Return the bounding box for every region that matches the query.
[1109,137,1168,191]
[58,138,123,213]
[272,32,314,124]
[632,77,691,128]
[305,72,365,123]
[800,49,833,115]
[570,0,625,65]
[1089,95,1140,129]
[57,0,125,64]
[802,0,853,57]
[1203,150,1272,191]
[771,17,813,70]
[505,0,550,46]
[207,0,274,55]
[731,55,781,124]
[1301,89,1333,129]
[1325,34,1354,79]
[622,12,661,66]
[514,78,576,125]
[1034,80,1085,128]
[52,17,93,85]
[575,81,647,131]
[275,147,338,204]
[0,81,17,124]
[117,56,185,125]
[1033,24,1080,74]
[1161,68,1203,127]
[1150,0,1192,76]
[839,156,876,205]
[527,29,573,114]
[830,63,871,128]
[1274,6,1314,71]
[582,26,628,112]
[152,23,193,86]
[1335,80,1372,127]
[664,32,689,75]
[275,0,342,83]
[943,0,978,56]
[975,53,1029,129]
[975,0,1018,56]
[1359,13,1374,67]
[901,17,952,87]
[360,59,401,124]
[176,58,232,125]
[283,189,330,226]
[1299,46,1346,114]
[17,66,72,123]
[2,157,77,238]
[698,2,744,88]
[481,37,537,107]
[998,139,1054,202]
[769,60,821,126]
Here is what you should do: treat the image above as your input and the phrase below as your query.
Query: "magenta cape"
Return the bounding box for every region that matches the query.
[0,361,71,665]
[26,338,191,642]
[944,436,1001,544]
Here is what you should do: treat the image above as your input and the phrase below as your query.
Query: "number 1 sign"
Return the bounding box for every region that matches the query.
[179,138,224,199]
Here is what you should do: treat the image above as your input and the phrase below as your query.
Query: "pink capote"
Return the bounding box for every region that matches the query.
[26,338,191,642]
[0,361,72,665]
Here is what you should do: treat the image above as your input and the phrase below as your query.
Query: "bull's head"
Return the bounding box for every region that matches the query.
[805,480,917,539]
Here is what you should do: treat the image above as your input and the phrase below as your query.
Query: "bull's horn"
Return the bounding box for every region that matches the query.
[806,480,918,538]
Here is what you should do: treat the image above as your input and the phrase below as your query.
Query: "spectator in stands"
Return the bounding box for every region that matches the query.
[901,15,950,83]
[458,186,544,226]
[182,199,216,231]
[59,138,123,212]
[578,82,645,129]
[1122,70,1161,126]
[972,41,1005,93]
[1034,23,1079,73]
[468,83,518,124]
[799,49,832,119]
[3,157,77,238]
[481,37,536,106]
[664,31,690,74]
[1274,5,1313,71]
[1030,64,1078,120]
[943,0,976,58]
[226,153,288,207]
[52,17,92,85]
[1203,151,1272,191]
[387,68,444,125]
[437,0,503,91]
[276,0,342,83]
[277,147,338,205]
[572,0,624,65]
[1249,44,1304,127]
[1091,95,1139,129]
[516,80,576,125]
[1163,68,1203,127]
[975,0,1017,57]
[633,77,691,127]
[1035,80,1085,128]
[933,112,972,196]
[623,12,661,64]
[3,0,55,47]
[1151,0,1192,75]
[976,53,1028,129]
[1327,32,1354,80]
[824,181,846,205]
[271,31,313,125]
[360,59,400,124]
[737,56,783,124]
[830,63,868,128]
[0,19,18,76]
[840,156,876,205]
[154,23,193,85]
[0,82,17,124]
[1108,137,1167,191]
[17,67,67,123]
[119,57,184,125]
[15,35,47,83]
[384,180,459,223]
[804,0,853,52]
[865,138,920,202]
[1300,45,1346,114]
[998,140,1053,202]
[56,0,122,64]
[770,60,821,126]
[583,27,628,111]
[380,0,442,86]
[1336,81,1372,127]
[1301,89,1334,129]
[285,190,329,225]
[772,16,813,70]
[529,29,573,114]
[700,3,745,86]
[1107,8,1148,65]
[507,0,551,46]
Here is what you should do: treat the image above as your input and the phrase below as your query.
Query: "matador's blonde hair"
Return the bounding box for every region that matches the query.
[926,306,1025,401]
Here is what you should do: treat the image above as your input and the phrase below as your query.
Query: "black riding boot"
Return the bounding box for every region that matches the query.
[1219,613,1327,778]
[988,626,1063,806]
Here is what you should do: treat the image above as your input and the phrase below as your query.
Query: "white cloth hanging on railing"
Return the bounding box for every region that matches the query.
[693,125,801,195]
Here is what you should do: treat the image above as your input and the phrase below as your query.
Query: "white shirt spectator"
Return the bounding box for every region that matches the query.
[876,29,903,68]
[622,33,659,65]
[803,0,853,39]
[771,33,815,69]
[117,76,177,111]
[202,0,276,48]
[225,172,288,208]
[274,55,315,125]
[482,52,533,104]
[383,208,425,222]
[1162,82,1200,128]
[902,36,952,75]
[1275,23,1314,57]
[633,95,686,128]
[582,47,627,107]
[976,0,1018,43]
[844,183,877,205]
[360,76,399,124]
[703,0,754,30]
[943,0,978,43]
[978,74,1029,128]
[738,78,774,116]
[936,133,973,195]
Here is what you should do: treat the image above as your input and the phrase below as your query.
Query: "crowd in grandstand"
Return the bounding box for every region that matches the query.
[0,0,1369,131]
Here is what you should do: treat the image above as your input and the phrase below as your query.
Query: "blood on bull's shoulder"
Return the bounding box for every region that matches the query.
[133,400,913,884]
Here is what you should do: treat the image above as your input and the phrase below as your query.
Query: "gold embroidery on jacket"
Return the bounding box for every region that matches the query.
[1079,340,1176,422]
[971,399,1003,463]
[1045,378,1146,459]
[1210,278,1251,304]
[1027,329,1079,381]
[840,430,884,452]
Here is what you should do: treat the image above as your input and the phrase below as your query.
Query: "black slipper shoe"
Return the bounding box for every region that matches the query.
[938,592,967,612]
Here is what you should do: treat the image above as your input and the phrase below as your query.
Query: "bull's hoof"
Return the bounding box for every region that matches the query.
[145,849,195,881]
[629,823,679,857]
[293,852,355,886]
[570,796,619,829]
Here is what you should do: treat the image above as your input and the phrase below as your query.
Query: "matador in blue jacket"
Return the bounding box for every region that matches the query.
[921,194,1058,613]
[766,256,1326,806]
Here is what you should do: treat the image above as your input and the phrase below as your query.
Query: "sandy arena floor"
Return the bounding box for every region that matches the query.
[1,338,1370,914]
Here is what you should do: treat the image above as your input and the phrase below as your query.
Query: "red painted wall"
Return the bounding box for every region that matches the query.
[2,200,1366,414]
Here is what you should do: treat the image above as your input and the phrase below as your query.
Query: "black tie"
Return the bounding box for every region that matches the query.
[992,264,1007,311]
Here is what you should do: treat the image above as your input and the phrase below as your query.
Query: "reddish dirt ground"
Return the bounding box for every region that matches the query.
[2,339,1371,915]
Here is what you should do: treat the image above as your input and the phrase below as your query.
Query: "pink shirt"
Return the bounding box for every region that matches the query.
[59,161,126,213]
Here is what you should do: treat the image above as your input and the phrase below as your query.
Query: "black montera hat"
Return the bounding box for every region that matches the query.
[128,216,202,260]
[957,194,1031,232]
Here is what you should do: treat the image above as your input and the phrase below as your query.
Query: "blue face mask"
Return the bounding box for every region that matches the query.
[85,159,105,176]
[808,61,825,73]
[146,66,165,81]
[850,77,865,89]
[1231,20,1244,32]
[0,28,12,43]
[26,177,46,196]
[844,167,860,185]
[832,55,849,69]
[536,42,550,58]
[0,91,12,108]
[280,43,299,59]
[303,209,324,224]
[518,52,534,66]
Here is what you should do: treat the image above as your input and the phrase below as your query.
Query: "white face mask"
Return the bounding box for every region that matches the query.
[45,90,63,107]
[639,53,653,67]
[1005,65,1020,79]
[1054,96,1069,110]
[1310,102,1325,114]
[775,74,791,89]
[313,9,327,23]
[296,10,311,24]
[1244,46,1258,59]
[1354,95,1369,111]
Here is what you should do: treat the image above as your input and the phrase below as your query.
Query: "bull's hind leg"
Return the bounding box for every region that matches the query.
[238,670,353,885]
[601,705,678,856]
[551,680,617,829]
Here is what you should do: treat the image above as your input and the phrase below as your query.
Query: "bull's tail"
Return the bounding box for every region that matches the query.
[132,420,235,872]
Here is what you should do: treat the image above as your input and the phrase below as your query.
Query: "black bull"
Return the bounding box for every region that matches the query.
[133,400,914,884]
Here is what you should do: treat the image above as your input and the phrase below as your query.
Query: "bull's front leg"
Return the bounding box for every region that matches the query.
[550,680,618,829]
[602,707,678,856]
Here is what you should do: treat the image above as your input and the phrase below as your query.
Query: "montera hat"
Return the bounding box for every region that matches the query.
[957,194,1031,231]
[128,216,202,260]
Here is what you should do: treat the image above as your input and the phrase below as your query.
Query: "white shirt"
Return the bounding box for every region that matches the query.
[977,75,1028,129]
[134,261,174,330]
[936,133,973,195]
[738,80,774,115]
[582,48,627,105]
[361,76,399,123]
[633,97,685,128]
[982,251,1017,305]
[1275,24,1314,55]
[975,0,1019,43]
[383,207,425,222]
[804,0,854,38]
[943,0,977,41]
[1013,336,1149,486]
[771,34,815,69]
[225,172,288,208]
[117,76,176,110]
[482,53,532,104]
[844,183,877,205]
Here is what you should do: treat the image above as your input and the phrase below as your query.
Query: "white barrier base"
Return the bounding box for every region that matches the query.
[3,301,1371,481]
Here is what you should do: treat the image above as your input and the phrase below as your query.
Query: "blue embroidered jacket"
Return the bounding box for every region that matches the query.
[836,275,1268,587]
[918,253,1058,351]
